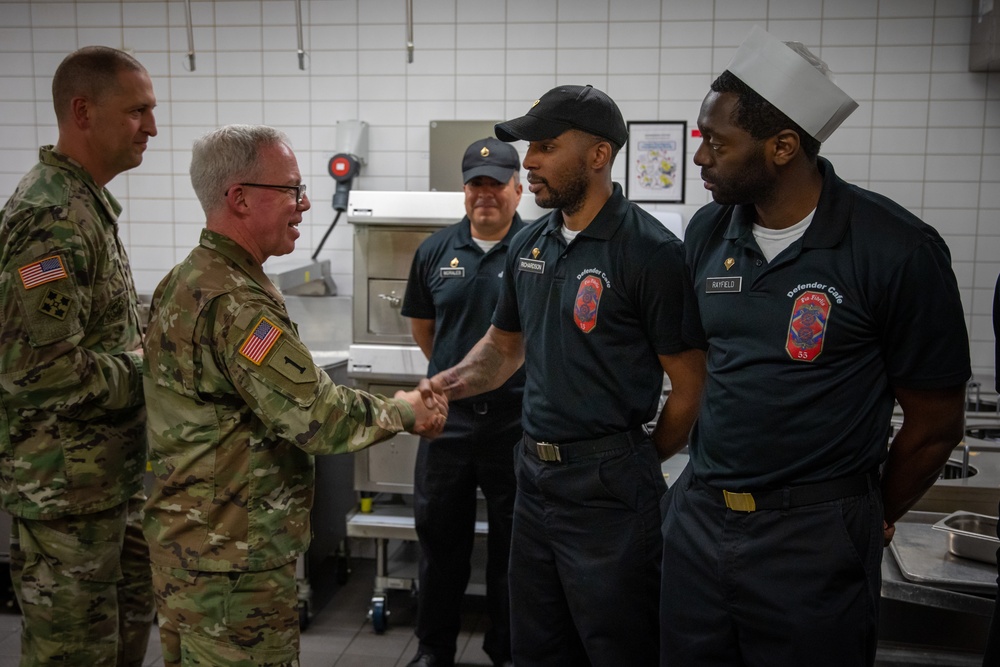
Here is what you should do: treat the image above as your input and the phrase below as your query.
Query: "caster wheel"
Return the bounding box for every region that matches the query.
[369,595,389,634]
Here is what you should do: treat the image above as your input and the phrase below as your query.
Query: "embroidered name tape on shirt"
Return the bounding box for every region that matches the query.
[519,258,545,274]
[240,316,283,364]
[706,276,742,293]
[19,256,68,289]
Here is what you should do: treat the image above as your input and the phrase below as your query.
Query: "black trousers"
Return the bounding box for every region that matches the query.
[509,431,665,667]
[660,465,884,667]
[413,400,520,666]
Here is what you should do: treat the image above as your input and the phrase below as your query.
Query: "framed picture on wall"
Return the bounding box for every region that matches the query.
[625,121,687,204]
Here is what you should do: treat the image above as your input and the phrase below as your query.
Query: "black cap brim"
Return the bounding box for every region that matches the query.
[463,165,517,184]
[495,115,573,143]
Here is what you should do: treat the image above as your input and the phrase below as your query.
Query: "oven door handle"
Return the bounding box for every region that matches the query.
[378,292,402,308]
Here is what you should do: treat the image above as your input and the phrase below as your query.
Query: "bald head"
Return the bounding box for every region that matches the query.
[52,46,146,125]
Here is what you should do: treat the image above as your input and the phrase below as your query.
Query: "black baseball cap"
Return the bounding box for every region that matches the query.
[461,137,520,184]
[495,84,628,148]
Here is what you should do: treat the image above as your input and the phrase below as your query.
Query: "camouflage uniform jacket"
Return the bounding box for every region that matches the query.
[0,146,145,520]
[143,229,416,572]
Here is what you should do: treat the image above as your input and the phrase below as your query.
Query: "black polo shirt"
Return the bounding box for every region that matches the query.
[402,214,527,407]
[492,183,697,442]
[994,273,999,393]
[685,157,971,488]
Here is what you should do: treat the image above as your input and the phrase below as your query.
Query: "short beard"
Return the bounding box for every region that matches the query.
[709,142,774,206]
[534,168,589,216]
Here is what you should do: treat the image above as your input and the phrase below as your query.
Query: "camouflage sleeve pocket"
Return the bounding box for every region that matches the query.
[230,309,319,408]
[12,250,83,346]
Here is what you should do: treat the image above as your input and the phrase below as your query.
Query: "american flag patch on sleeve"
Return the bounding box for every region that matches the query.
[18,255,68,289]
[239,316,283,364]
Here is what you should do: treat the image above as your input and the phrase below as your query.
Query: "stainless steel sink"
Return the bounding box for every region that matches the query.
[940,460,978,480]
[914,437,1000,515]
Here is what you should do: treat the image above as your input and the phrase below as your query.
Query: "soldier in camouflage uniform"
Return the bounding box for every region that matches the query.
[143,124,447,666]
[0,47,158,666]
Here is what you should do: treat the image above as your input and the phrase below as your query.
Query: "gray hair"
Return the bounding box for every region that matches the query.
[52,46,146,124]
[189,124,291,215]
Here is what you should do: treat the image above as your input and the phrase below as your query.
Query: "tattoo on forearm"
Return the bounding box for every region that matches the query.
[452,340,507,398]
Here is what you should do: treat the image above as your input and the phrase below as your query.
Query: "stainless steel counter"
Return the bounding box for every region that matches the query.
[880,512,994,664]
[887,512,996,600]
[913,435,1000,517]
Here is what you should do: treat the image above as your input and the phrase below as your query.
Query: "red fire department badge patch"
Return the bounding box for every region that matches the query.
[786,291,830,362]
[574,275,603,333]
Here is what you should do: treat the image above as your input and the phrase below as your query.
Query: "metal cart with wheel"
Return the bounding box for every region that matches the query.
[345,499,489,634]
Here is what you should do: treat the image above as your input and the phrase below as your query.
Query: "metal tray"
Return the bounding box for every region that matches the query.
[890,519,997,594]
[931,511,999,565]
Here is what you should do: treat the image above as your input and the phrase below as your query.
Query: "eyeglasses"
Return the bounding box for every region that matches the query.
[237,182,307,206]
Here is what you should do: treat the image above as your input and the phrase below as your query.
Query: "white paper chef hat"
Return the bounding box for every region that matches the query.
[726,25,858,143]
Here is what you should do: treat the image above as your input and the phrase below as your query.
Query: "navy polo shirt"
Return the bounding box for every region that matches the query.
[402,214,527,407]
[492,183,698,442]
[685,157,971,489]
[994,274,999,393]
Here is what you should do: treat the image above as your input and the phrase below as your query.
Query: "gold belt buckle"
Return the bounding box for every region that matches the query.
[723,490,756,512]
[536,442,562,462]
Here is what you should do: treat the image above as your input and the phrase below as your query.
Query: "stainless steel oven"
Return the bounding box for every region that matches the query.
[346,190,462,494]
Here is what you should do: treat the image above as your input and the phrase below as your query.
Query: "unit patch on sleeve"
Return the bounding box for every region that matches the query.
[37,288,73,320]
[573,275,603,333]
[267,338,318,386]
[240,316,283,365]
[19,255,68,289]
[786,291,830,362]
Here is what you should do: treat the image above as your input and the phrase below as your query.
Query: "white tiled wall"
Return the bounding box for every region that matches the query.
[1,0,998,380]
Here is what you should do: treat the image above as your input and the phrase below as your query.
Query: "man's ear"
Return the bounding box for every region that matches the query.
[771,129,801,166]
[69,96,91,129]
[225,184,248,213]
[591,139,613,171]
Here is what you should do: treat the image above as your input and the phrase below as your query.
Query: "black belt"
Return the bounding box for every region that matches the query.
[719,472,877,512]
[454,399,519,416]
[523,427,646,463]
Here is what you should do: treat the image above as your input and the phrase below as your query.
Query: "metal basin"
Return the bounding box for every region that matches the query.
[966,424,1000,440]
[912,437,1000,515]
[940,460,978,479]
[932,511,999,565]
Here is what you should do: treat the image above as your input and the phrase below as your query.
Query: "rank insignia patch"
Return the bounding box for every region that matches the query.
[240,316,283,365]
[440,257,464,278]
[786,291,830,362]
[19,255,68,289]
[38,289,72,320]
[574,275,603,333]
[105,295,127,323]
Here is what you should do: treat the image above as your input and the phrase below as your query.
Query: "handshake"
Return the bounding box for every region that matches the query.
[394,375,453,439]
